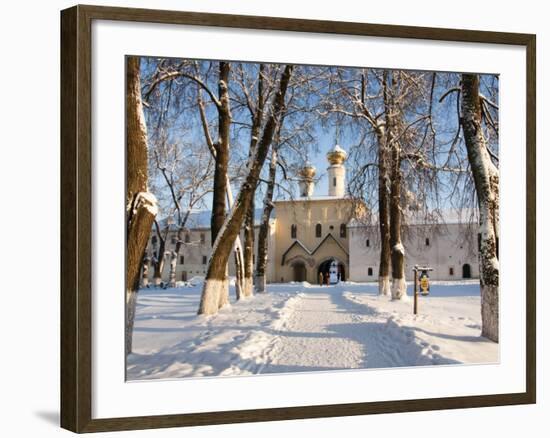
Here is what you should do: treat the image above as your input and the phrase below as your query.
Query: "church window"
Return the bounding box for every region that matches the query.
[366,239,370,247]
[200,233,205,244]
[180,255,184,264]
[340,224,347,238]
[449,267,454,276]
[368,267,373,276]
[202,255,207,265]
[291,224,297,239]
[425,237,430,246]
[315,223,322,238]
[333,177,337,187]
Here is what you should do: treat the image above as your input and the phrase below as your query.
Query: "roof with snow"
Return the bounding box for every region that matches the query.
[348,208,479,228]
[273,195,353,203]
[157,208,276,231]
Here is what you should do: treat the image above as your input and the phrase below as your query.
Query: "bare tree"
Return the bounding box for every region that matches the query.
[151,219,168,285]
[255,142,278,292]
[326,68,393,295]
[125,56,158,355]
[328,68,442,298]
[152,143,214,287]
[383,71,407,300]
[198,65,294,315]
[460,74,499,342]
[236,63,267,297]
[142,59,245,301]
[194,63,246,303]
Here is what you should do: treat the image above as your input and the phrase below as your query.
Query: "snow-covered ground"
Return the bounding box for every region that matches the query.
[127,280,498,380]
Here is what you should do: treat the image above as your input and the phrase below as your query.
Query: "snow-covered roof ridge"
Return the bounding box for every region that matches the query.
[348,208,480,227]
[406,208,479,225]
[157,207,276,230]
[273,195,350,203]
[280,232,349,265]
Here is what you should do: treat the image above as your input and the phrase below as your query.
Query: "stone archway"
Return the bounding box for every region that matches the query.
[317,258,346,283]
[292,261,307,282]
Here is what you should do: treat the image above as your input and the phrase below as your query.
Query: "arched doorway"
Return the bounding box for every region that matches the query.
[462,263,472,279]
[317,259,346,283]
[292,261,307,282]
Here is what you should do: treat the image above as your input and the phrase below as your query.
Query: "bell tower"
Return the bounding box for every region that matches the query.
[326,144,347,197]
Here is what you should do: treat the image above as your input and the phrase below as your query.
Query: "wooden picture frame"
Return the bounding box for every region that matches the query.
[60,4,536,433]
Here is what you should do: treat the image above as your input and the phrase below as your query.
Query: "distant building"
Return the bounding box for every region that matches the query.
[144,144,479,285]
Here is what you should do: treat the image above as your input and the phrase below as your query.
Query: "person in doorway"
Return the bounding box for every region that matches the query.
[319,271,324,286]
[324,271,330,286]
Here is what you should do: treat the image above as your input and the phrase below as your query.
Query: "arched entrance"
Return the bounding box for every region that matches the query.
[462,263,472,279]
[292,261,307,282]
[317,259,346,283]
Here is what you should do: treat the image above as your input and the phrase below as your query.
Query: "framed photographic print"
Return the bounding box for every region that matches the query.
[60,4,536,433]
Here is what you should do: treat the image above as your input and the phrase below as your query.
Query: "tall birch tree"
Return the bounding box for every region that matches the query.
[126,56,158,355]
[198,65,294,315]
[460,74,499,342]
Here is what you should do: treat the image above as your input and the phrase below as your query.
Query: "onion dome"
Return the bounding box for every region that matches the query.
[326,144,348,165]
[298,162,316,181]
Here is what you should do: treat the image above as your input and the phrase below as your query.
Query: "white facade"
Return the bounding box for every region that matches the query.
[144,144,480,285]
[349,223,480,281]
[144,220,276,284]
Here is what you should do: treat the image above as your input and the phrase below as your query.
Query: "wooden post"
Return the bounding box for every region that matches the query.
[413,266,418,315]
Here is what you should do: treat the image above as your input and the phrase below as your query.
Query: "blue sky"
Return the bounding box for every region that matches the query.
[140,58,498,217]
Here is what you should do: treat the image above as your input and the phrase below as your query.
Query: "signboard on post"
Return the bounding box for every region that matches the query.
[419,270,430,296]
[412,265,433,315]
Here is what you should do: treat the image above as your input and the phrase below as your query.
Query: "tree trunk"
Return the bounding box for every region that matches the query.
[198,81,243,303]
[198,65,293,315]
[255,146,277,293]
[126,56,157,355]
[152,244,165,286]
[168,250,177,287]
[389,177,406,301]
[208,62,232,305]
[461,74,499,342]
[141,254,150,287]
[242,64,265,298]
[233,251,243,301]
[152,221,166,286]
[384,71,407,300]
[210,62,231,243]
[168,212,191,288]
[377,130,391,296]
[243,197,255,297]
[225,175,244,303]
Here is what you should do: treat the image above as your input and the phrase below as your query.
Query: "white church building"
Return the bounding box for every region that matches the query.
[144,144,480,285]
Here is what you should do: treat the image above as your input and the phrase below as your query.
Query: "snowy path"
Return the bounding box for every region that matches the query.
[260,289,366,373]
[128,281,498,380]
[260,286,439,372]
